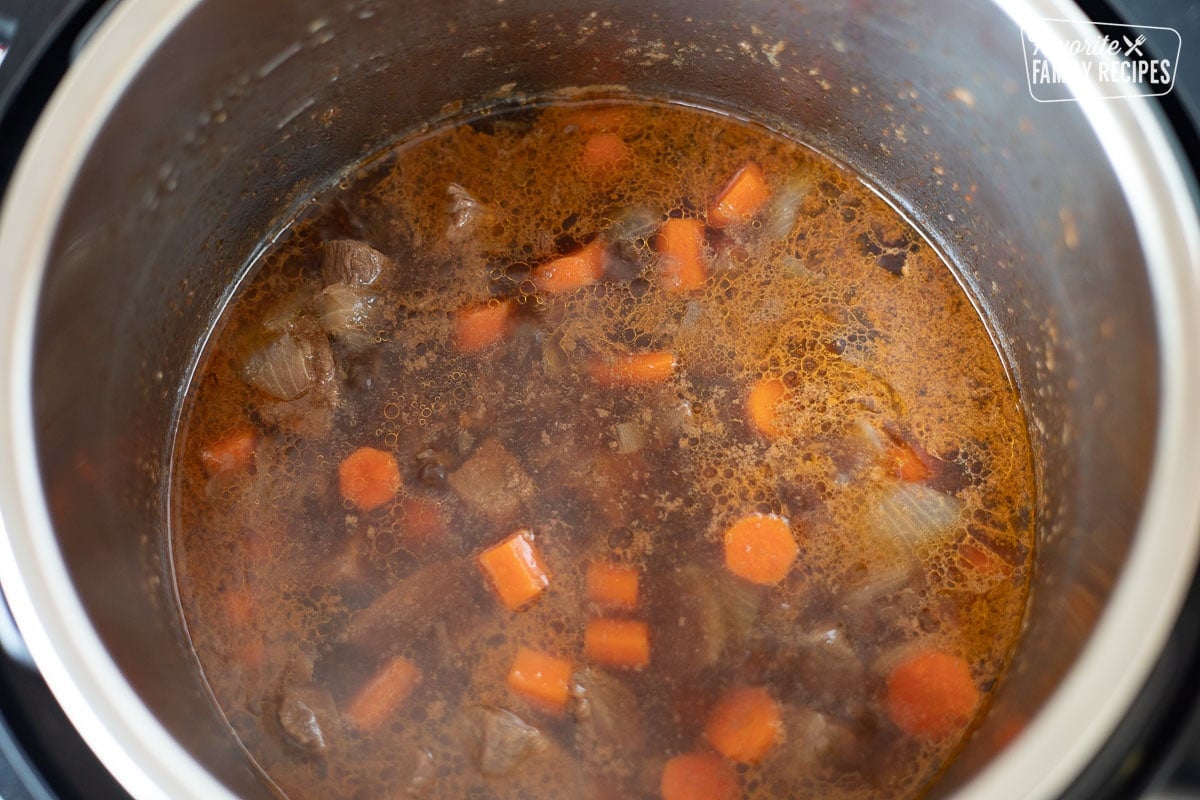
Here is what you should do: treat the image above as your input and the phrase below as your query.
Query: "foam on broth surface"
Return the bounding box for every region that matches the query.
[171,100,1036,800]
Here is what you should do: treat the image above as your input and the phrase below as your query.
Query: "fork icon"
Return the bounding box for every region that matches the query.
[1123,34,1146,57]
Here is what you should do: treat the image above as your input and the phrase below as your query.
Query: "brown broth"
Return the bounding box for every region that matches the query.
[171,100,1036,800]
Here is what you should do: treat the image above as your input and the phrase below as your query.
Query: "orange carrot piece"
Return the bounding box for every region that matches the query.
[477,529,550,611]
[585,562,639,611]
[581,133,631,173]
[958,539,1013,579]
[885,649,980,739]
[200,426,256,475]
[747,378,786,437]
[723,513,798,585]
[223,586,256,628]
[345,655,422,731]
[338,446,401,512]
[885,442,934,483]
[589,351,677,386]
[563,105,631,134]
[656,218,708,293]
[704,687,782,764]
[231,640,266,670]
[584,619,650,668]
[532,240,606,294]
[660,752,739,800]
[708,162,771,227]
[454,299,515,353]
[506,647,573,713]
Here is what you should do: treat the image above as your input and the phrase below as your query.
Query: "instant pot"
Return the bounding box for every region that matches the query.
[0,1,1198,799]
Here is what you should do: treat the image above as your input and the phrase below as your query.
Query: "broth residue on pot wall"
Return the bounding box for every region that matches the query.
[170,100,1036,800]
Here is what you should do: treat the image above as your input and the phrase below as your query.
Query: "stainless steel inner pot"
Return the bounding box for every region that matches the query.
[1,1,1199,799]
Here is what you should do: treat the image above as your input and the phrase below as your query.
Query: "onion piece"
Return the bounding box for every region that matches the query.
[315,282,379,348]
[614,422,644,454]
[447,183,486,242]
[763,171,814,244]
[241,332,314,400]
[866,482,962,547]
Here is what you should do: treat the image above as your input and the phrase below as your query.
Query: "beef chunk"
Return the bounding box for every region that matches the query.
[466,706,547,777]
[448,438,535,525]
[277,684,338,757]
[322,239,391,287]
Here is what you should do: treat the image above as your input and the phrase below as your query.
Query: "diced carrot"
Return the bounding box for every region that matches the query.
[957,537,1014,579]
[506,647,573,713]
[477,529,550,611]
[885,441,934,483]
[704,687,782,764]
[585,562,639,611]
[223,586,256,628]
[399,497,448,548]
[589,351,677,386]
[581,133,631,173]
[563,105,631,134]
[723,513,798,585]
[708,162,771,227]
[344,655,422,731]
[885,649,980,739]
[656,218,708,293]
[339,446,402,512]
[231,639,266,670]
[584,619,650,668]
[660,752,739,800]
[532,240,606,294]
[200,426,257,475]
[747,378,786,437]
[454,299,514,353]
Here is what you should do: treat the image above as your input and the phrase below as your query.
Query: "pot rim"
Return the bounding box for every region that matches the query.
[0,1,1198,799]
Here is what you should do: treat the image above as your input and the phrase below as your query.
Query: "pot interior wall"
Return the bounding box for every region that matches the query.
[29,0,1157,795]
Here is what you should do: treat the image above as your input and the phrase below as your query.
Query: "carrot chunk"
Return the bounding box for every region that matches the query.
[477,529,550,611]
[338,446,401,512]
[345,655,422,731]
[532,240,606,294]
[200,426,256,475]
[708,162,771,227]
[885,441,934,483]
[584,619,650,668]
[581,133,631,173]
[585,562,639,611]
[746,378,786,437]
[589,351,677,386]
[958,538,1014,579]
[563,105,630,134]
[454,299,514,353]
[661,752,739,800]
[506,647,573,713]
[723,513,798,585]
[885,649,980,739]
[656,218,708,292]
[704,686,782,764]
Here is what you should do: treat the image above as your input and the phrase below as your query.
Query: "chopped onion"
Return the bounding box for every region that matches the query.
[614,422,645,454]
[866,482,962,547]
[316,282,379,348]
[241,332,314,400]
[763,171,814,243]
[447,183,484,241]
[851,416,887,456]
[540,334,569,378]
